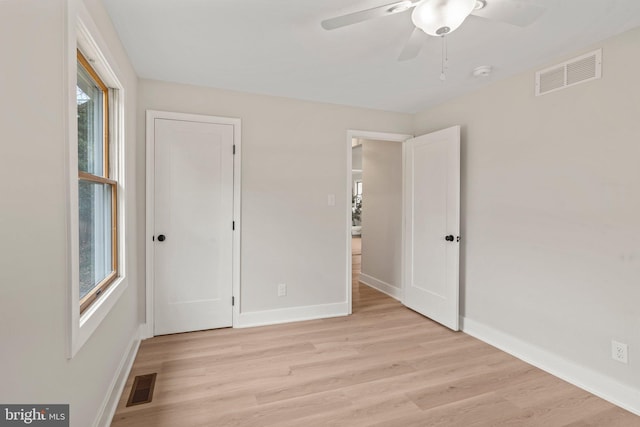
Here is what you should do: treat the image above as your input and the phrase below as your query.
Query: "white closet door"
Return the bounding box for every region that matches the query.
[153,118,234,335]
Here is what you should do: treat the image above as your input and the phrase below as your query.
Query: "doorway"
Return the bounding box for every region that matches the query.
[352,137,405,302]
[345,127,461,331]
[345,130,412,314]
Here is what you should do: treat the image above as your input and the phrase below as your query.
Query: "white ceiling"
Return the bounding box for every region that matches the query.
[102,0,640,113]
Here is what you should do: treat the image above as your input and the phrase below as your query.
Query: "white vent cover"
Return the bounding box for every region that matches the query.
[535,49,602,96]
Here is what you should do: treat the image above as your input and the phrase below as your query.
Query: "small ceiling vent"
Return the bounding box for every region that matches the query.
[535,49,601,96]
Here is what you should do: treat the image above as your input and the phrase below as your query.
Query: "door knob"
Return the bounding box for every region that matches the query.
[157,234,166,242]
[445,235,454,242]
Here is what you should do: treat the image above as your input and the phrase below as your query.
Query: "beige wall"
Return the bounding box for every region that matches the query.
[414,27,640,392]
[138,80,413,315]
[360,139,403,293]
[0,0,139,425]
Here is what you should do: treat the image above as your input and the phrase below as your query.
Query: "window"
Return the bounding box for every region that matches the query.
[69,8,128,358]
[76,50,118,314]
[354,180,363,197]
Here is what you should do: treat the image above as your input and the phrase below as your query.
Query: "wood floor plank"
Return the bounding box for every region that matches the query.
[255,360,417,405]
[564,406,640,427]
[110,247,639,426]
[515,393,616,427]
[111,391,257,427]
[373,392,529,427]
[406,362,538,410]
[276,394,422,427]
[195,391,352,427]
[495,373,590,408]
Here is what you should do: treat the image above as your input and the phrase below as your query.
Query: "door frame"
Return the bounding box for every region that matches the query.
[345,130,413,314]
[145,110,242,338]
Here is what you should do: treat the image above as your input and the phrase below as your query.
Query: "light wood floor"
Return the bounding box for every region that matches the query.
[112,237,638,426]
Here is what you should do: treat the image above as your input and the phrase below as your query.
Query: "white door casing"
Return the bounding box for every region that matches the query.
[146,111,241,337]
[403,126,461,331]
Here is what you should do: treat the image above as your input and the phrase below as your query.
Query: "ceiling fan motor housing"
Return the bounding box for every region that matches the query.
[412,0,476,37]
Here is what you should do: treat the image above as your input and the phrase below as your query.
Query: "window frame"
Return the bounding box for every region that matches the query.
[76,50,119,314]
[68,6,128,359]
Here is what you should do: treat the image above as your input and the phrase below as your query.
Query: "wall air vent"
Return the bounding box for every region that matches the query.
[535,49,602,96]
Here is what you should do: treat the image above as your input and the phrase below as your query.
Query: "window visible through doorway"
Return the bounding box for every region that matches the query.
[354,180,363,197]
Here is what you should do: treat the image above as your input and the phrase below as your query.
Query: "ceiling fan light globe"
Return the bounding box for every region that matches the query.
[411,0,476,37]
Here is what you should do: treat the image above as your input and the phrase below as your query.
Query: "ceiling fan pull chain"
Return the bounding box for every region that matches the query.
[445,35,449,68]
[440,35,447,81]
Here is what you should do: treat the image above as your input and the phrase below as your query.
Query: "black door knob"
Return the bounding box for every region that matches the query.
[445,235,454,242]
[157,234,166,242]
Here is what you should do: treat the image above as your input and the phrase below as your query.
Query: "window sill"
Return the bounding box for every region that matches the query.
[69,276,128,358]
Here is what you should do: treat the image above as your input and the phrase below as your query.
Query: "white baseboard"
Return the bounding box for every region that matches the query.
[94,324,144,427]
[359,273,402,301]
[235,302,349,328]
[461,317,640,416]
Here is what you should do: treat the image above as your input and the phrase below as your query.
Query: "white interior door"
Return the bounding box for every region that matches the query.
[153,118,234,335]
[403,126,460,331]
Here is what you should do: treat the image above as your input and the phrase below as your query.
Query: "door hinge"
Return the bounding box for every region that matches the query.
[233,145,236,155]
[232,221,235,230]
[232,296,235,306]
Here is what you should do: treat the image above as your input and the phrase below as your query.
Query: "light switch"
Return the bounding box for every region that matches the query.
[327,194,336,206]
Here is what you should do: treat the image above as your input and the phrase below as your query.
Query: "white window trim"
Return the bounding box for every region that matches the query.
[66,2,128,358]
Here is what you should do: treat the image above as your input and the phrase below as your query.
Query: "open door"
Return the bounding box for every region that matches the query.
[403,126,460,331]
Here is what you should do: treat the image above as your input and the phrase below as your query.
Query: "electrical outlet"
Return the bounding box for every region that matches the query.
[277,283,287,297]
[612,340,628,364]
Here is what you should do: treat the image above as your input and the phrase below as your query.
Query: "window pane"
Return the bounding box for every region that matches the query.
[79,180,113,300]
[77,65,104,176]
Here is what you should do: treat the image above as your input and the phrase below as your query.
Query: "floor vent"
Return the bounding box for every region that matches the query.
[535,49,601,96]
[126,373,157,407]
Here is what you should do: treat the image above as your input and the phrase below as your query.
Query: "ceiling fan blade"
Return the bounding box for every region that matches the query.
[398,27,426,61]
[321,1,419,30]
[470,0,546,27]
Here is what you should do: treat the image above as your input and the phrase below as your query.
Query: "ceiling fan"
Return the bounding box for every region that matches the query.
[321,0,546,61]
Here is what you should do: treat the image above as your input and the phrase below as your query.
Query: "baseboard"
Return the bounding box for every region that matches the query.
[461,317,640,416]
[94,324,144,427]
[359,273,402,301]
[235,302,349,328]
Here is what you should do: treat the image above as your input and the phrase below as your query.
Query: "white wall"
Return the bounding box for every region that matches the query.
[359,139,403,297]
[352,144,363,170]
[138,79,413,322]
[0,1,140,426]
[414,27,640,407]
